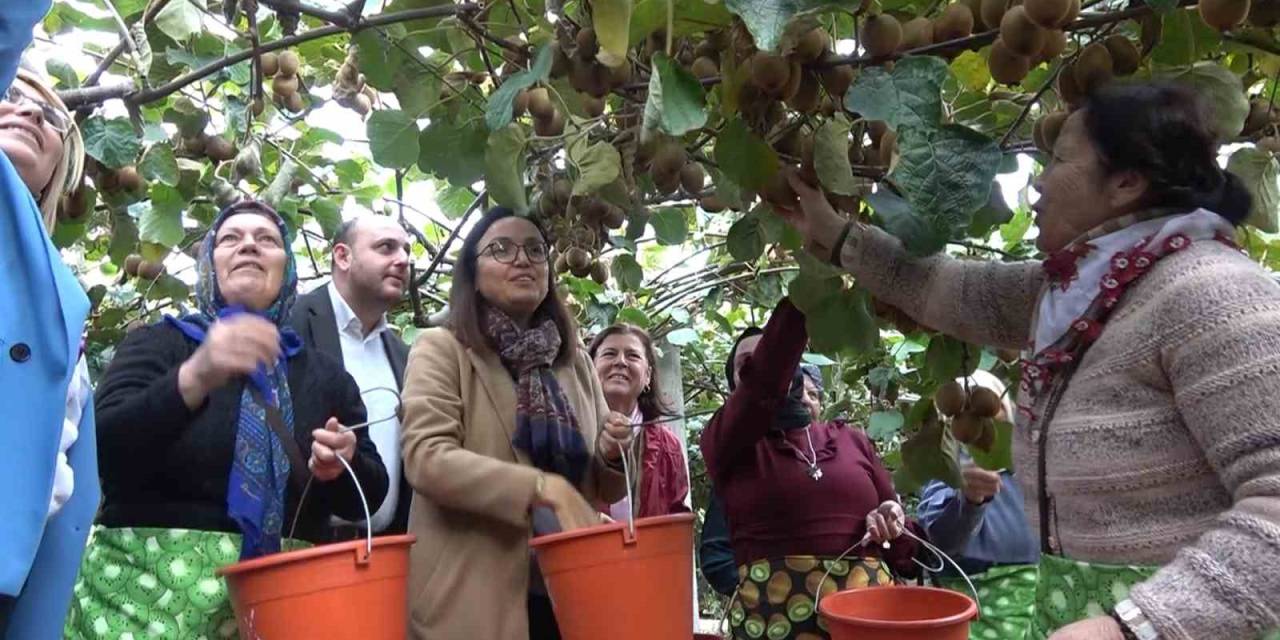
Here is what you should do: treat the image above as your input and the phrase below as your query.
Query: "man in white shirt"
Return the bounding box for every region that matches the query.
[290,216,413,537]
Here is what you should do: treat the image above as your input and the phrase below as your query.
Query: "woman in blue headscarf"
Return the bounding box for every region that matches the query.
[64,201,388,639]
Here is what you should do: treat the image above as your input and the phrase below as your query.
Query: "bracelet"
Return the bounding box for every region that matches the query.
[1110,612,1138,640]
[828,220,854,267]
[1113,599,1159,640]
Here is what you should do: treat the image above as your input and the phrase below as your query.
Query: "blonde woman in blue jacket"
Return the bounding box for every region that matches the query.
[0,3,97,638]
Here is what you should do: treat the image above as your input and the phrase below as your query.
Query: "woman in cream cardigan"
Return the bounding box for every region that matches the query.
[777,81,1280,640]
[400,207,630,640]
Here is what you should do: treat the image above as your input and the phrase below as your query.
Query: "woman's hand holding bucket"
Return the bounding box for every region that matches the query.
[596,411,634,462]
[535,472,602,531]
[864,501,906,545]
[1047,616,1125,640]
[310,417,357,481]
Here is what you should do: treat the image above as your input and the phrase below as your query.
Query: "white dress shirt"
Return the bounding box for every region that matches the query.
[328,282,402,533]
[48,353,90,518]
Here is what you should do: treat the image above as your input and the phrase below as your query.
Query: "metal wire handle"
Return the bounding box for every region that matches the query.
[339,386,403,433]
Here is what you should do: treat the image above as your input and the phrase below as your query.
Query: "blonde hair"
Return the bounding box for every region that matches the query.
[13,68,84,231]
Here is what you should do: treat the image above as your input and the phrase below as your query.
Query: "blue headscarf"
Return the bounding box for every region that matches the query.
[164,201,304,559]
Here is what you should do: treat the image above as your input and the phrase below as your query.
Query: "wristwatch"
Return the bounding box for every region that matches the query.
[1112,599,1159,640]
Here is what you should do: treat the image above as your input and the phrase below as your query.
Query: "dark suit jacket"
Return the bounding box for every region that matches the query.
[290,285,412,535]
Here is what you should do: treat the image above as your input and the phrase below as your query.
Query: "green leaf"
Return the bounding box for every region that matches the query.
[136,184,185,248]
[892,124,1002,234]
[154,0,204,42]
[846,56,951,131]
[788,270,841,314]
[807,288,877,354]
[108,212,139,266]
[726,213,765,261]
[643,53,708,137]
[631,0,734,43]
[484,124,529,212]
[901,417,962,488]
[310,198,344,239]
[758,207,804,249]
[485,42,555,131]
[949,51,990,93]
[651,208,689,245]
[813,116,859,196]
[81,117,142,170]
[418,119,489,187]
[139,143,180,187]
[868,410,905,441]
[1148,0,1179,11]
[1152,9,1221,67]
[666,327,700,346]
[968,419,1014,471]
[724,0,841,52]
[590,0,633,67]
[617,307,651,327]
[1166,63,1248,141]
[866,189,949,255]
[1228,147,1280,233]
[968,181,1016,237]
[569,139,623,196]
[46,59,79,89]
[924,335,978,384]
[352,26,408,91]
[52,221,87,248]
[1001,207,1033,245]
[613,253,644,290]
[715,118,779,191]
[366,109,421,170]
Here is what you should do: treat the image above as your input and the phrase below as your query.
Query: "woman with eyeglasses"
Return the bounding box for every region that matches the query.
[400,206,631,640]
[0,3,97,639]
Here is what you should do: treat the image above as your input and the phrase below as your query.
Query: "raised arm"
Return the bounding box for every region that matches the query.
[779,173,1044,350]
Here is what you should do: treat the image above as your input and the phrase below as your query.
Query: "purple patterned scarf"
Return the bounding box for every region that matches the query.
[484,306,588,486]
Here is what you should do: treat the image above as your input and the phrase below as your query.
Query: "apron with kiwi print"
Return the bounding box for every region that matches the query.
[726,555,895,640]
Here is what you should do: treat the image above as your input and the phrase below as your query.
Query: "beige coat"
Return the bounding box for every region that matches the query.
[400,327,625,640]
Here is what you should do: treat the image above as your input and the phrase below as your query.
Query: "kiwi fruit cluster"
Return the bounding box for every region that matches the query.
[986,0,1080,85]
[333,51,375,117]
[1051,34,1141,106]
[262,50,306,113]
[515,87,566,137]
[934,380,1003,450]
[870,297,926,334]
[123,254,165,281]
[535,175,621,284]
[91,160,144,195]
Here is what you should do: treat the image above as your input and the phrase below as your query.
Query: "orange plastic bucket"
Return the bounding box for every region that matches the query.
[818,585,977,640]
[217,534,416,640]
[531,513,695,640]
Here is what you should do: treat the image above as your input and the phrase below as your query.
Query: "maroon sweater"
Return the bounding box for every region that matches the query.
[700,299,920,575]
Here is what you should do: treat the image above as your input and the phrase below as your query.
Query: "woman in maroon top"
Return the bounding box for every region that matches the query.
[701,297,921,640]
[589,324,691,519]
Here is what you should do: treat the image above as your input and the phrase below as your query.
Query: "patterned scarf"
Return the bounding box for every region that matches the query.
[164,201,304,559]
[483,306,588,486]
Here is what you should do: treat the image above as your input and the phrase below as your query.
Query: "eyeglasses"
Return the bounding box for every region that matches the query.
[479,238,549,264]
[3,86,70,134]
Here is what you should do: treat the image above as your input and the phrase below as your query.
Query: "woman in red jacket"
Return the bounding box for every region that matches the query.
[701,298,921,640]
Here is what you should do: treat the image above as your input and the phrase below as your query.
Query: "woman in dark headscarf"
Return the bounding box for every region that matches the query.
[65,201,387,639]
[700,299,921,640]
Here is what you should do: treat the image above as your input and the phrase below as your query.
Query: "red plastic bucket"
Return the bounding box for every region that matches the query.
[531,513,695,640]
[217,534,416,639]
[818,585,977,640]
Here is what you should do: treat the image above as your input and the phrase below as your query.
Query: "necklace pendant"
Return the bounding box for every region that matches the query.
[809,466,823,481]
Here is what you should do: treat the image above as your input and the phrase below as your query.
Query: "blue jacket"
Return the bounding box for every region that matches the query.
[0,2,100,637]
[916,470,1039,578]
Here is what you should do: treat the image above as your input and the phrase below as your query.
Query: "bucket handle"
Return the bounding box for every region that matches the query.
[287,387,401,561]
[616,425,643,544]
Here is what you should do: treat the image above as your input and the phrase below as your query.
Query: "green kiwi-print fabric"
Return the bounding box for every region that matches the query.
[935,564,1038,640]
[727,555,895,640]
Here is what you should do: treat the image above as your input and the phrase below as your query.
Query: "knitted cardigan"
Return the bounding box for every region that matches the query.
[822,219,1280,640]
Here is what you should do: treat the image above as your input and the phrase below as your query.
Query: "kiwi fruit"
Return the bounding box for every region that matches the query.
[576,27,599,59]
[1104,35,1141,75]
[583,95,606,118]
[950,413,984,444]
[607,62,633,86]
[981,0,1011,30]
[205,136,237,162]
[251,96,266,117]
[879,130,899,168]
[1243,100,1275,135]
[680,162,706,193]
[551,178,574,205]
[272,74,300,97]
[260,52,280,76]
[602,205,627,229]
[795,29,831,62]
[116,166,143,192]
[1249,0,1280,26]
[1199,0,1250,29]
[1259,136,1280,153]
[278,50,301,76]
[750,53,792,96]
[934,381,967,416]
[861,14,903,58]
[988,39,1031,85]
[820,60,856,99]
[700,193,727,212]
[786,71,822,113]
[1024,0,1072,29]
[1057,61,1084,108]
[1000,6,1048,57]
[512,89,531,117]
[969,387,1003,418]
[778,59,802,101]
[590,261,609,284]
[762,168,800,210]
[1038,29,1068,62]
[527,88,554,120]
[868,120,890,147]
[565,247,592,272]
[654,169,682,195]
[124,254,143,276]
[692,56,720,80]
[554,253,570,274]
[1058,0,1082,26]
[533,109,565,137]
[901,17,935,50]
[934,4,976,42]
[283,91,306,113]
[996,348,1021,363]
[551,42,572,77]
[653,144,688,178]
[137,260,165,281]
[1034,111,1069,152]
[1073,42,1114,93]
